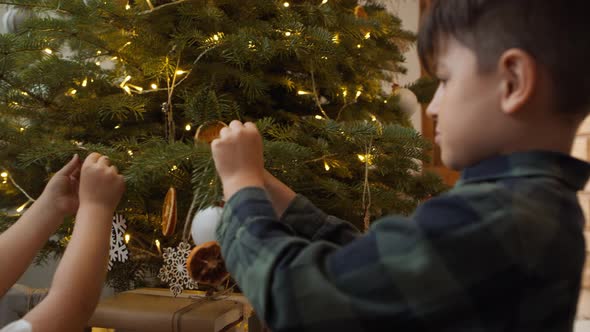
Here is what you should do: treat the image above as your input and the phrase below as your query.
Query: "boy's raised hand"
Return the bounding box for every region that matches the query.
[211,120,265,200]
[40,154,82,218]
[79,152,125,212]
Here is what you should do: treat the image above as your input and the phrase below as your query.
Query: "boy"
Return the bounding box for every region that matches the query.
[0,153,125,332]
[212,0,590,331]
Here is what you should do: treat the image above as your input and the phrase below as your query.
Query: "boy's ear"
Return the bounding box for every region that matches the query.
[497,49,537,115]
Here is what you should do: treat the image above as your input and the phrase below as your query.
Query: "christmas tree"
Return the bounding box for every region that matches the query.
[0,0,445,291]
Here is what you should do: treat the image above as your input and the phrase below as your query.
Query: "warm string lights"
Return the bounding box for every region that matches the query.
[1,170,36,215]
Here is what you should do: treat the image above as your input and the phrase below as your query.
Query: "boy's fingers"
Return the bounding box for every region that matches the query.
[219,126,229,138]
[229,120,243,130]
[244,122,257,130]
[56,154,81,175]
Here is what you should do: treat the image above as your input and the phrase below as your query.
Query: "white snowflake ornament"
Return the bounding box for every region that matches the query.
[158,241,198,297]
[109,214,129,270]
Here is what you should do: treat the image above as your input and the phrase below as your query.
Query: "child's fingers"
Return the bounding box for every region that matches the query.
[244,122,257,130]
[229,120,244,130]
[56,154,81,176]
[98,155,111,167]
[84,152,102,165]
[70,166,81,180]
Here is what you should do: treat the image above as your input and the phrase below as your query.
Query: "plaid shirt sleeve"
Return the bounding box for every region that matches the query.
[278,194,361,244]
[216,186,529,331]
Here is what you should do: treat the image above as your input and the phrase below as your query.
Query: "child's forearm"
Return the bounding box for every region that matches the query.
[0,196,64,297]
[263,170,297,218]
[24,203,112,331]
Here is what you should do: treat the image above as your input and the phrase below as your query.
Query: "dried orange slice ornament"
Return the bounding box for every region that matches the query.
[194,121,228,145]
[186,241,230,287]
[161,187,177,236]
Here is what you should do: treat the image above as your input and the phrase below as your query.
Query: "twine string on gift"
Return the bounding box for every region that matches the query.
[172,297,208,332]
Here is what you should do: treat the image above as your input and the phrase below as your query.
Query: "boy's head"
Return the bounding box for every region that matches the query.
[418,0,590,170]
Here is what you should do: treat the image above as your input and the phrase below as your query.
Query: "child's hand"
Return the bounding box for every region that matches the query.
[79,153,125,211]
[211,120,265,200]
[40,154,82,217]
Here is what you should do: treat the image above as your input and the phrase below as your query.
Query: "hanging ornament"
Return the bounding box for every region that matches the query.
[191,205,224,246]
[354,5,368,19]
[109,214,129,270]
[1,5,33,34]
[158,241,198,296]
[186,241,230,287]
[194,121,227,145]
[392,84,421,116]
[161,187,177,236]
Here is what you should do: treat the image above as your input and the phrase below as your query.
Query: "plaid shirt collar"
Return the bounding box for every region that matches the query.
[458,150,590,190]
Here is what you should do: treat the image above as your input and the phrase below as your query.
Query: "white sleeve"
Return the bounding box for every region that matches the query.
[0,320,32,332]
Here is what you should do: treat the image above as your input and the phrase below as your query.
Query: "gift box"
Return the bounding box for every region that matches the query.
[88,288,249,332]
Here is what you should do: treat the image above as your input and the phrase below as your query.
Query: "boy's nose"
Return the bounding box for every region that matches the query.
[426,83,443,119]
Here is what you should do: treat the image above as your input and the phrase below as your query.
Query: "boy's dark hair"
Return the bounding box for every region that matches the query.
[418,0,590,115]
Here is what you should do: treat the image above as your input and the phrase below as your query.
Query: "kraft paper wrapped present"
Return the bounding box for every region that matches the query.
[88,288,247,332]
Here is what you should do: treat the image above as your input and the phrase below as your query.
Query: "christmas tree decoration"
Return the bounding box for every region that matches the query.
[161,187,177,236]
[194,121,227,145]
[0,5,31,34]
[392,84,421,116]
[354,5,369,19]
[190,206,223,246]
[109,214,129,271]
[186,241,230,287]
[157,241,198,297]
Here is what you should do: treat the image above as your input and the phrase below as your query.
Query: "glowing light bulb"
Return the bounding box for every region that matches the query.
[297,90,310,95]
[16,201,29,213]
[324,161,330,171]
[285,31,292,37]
[151,83,158,89]
[357,44,362,49]
[1,172,8,178]
[43,48,53,55]
[185,124,191,131]
[315,115,323,120]
[125,234,130,243]
[82,78,88,87]
[175,70,187,75]
[283,2,290,7]
[364,32,371,39]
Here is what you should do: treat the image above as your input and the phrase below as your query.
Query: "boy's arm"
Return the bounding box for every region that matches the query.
[217,188,513,331]
[23,153,125,332]
[264,170,361,245]
[0,156,81,298]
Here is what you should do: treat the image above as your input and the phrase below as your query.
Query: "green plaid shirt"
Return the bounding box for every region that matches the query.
[217,151,590,332]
